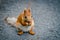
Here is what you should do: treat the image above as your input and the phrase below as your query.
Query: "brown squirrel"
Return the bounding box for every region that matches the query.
[5,8,35,35]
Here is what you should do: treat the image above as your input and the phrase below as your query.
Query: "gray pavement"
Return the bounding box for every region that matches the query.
[0,0,60,40]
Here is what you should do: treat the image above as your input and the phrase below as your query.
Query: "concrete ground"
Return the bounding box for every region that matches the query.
[0,0,60,40]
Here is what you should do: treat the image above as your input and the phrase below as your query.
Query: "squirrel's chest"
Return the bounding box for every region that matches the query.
[18,25,31,31]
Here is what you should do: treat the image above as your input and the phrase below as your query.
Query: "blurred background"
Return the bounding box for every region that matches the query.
[0,0,60,40]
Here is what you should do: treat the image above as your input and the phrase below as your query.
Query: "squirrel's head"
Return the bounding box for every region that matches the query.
[17,8,33,26]
[22,8,33,26]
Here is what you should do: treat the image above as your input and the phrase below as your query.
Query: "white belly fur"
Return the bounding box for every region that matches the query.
[6,17,31,31]
[18,24,32,31]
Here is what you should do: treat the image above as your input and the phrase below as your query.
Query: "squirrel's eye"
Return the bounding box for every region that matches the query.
[24,16,27,18]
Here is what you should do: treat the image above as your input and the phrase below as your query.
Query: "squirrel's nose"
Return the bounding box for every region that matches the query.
[24,20,27,22]
[28,21,30,23]
[24,20,30,23]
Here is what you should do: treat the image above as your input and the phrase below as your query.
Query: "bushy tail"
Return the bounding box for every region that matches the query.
[4,16,8,24]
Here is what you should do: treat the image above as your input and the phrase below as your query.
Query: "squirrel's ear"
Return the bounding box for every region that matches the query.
[24,10,26,13]
[24,8,26,13]
[28,8,31,12]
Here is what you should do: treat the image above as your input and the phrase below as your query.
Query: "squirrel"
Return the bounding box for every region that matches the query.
[4,8,35,35]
